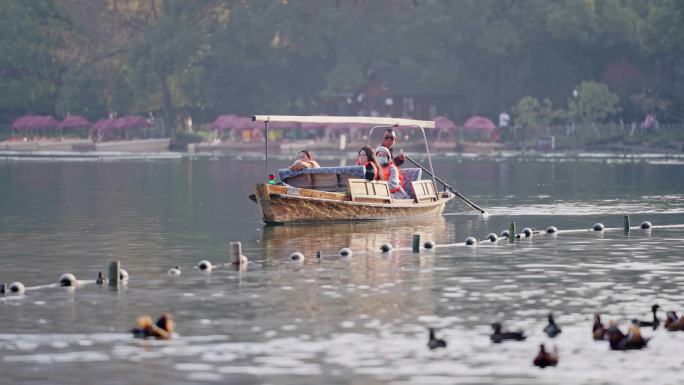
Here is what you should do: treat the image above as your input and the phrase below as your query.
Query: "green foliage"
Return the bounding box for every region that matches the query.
[512,97,564,128]
[1,0,683,128]
[567,81,622,124]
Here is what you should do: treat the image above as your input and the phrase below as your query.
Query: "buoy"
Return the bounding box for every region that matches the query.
[546,226,558,234]
[640,221,652,230]
[8,282,25,294]
[197,260,213,271]
[120,269,129,281]
[316,251,322,259]
[339,248,352,257]
[167,266,181,276]
[96,272,106,285]
[59,273,77,287]
[290,252,305,261]
[593,223,605,232]
[424,240,435,249]
[522,228,532,237]
[487,233,498,242]
[500,230,510,238]
[465,236,477,246]
[230,241,248,266]
[380,243,392,253]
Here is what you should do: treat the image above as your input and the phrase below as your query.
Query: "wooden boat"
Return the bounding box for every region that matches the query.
[250,115,454,224]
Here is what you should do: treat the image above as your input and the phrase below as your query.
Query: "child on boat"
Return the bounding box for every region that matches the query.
[288,149,320,171]
[375,146,409,199]
[355,145,384,181]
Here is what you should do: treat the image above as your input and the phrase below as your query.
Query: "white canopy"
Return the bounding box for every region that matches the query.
[252,115,435,129]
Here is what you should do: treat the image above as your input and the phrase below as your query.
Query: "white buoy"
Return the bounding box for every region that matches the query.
[197,260,213,271]
[119,269,129,282]
[339,248,352,257]
[424,240,436,249]
[290,252,305,261]
[9,282,25,294]
[500,230,510,238]
[640,221,652,230]
[593,223,605,232]
[465,236,477,246]
[380,243,392,253]
[522,228,532,237]
[167,266,181,276]
[486,233,498,242]
[546,226,558,234]
[59,273,77,287]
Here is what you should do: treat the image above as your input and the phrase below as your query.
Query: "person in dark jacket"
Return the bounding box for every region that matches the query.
[379,128,405,167]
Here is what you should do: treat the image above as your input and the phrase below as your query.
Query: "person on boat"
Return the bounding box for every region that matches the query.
[355,145,384,181]
[379,127,405,167]
[376,146,409,199]
[288,149,320,171]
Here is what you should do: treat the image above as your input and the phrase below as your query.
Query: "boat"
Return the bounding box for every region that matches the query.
[250,115,455,224]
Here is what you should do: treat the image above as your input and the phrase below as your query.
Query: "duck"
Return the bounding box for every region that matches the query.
[131,314,173,340]
[490,322,526,343]
[592,314,606,340]
[533,344,558,368]
[427,327,447,350]
[96,272,106,285]
[664,311,684,331]
[632,304,660,329]
[606,322,650,350]
[167,266,181,276]
[543,313,562,338]
[155,313,175,334]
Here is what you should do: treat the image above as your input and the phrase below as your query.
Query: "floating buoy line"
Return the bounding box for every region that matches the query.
[2,222,683,298]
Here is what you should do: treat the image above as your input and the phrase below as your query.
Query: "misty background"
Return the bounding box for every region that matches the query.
[1,0,682,138]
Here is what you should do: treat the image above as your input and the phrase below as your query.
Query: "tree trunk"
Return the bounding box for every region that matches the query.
[161,75,176,137]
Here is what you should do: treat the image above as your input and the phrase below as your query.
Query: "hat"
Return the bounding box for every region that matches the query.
[375,146,391,157]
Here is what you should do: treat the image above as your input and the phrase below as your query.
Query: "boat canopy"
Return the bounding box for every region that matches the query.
[252,115,435,129]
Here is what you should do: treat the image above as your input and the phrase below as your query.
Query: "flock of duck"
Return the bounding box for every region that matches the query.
[428,304,684,369]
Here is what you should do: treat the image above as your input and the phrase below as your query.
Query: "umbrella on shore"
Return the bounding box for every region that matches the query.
[435,116,457,130]
[59,115,90,130]
[463,116,496,133]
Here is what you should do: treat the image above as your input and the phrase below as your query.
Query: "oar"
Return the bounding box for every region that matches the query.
[404,154,486,214]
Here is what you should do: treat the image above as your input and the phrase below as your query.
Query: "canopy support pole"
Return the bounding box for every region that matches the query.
[264,120,269,179]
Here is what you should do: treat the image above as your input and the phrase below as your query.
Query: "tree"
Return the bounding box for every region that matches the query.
[567,81,621,125]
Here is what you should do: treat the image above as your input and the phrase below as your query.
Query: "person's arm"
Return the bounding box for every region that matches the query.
[393,149,405,166]
[387,165,401,190]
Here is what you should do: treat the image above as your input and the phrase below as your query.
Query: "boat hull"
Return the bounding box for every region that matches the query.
[253,183,453,224]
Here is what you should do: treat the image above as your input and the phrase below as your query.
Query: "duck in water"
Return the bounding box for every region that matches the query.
[533,344,558,368]
[132,314,174,340]
[490,322,526,343]
[96,272,106,285]
[606,322,650,350]
[664,311,684,331]
[632,304,660,329]
[427,328,447,350]
[592,314,606,340]
[543,314,562,338]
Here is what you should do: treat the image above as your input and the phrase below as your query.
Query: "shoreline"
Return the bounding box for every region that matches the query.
[0,138,682,162]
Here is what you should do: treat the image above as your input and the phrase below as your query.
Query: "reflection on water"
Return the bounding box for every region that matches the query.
[1,158,684,385]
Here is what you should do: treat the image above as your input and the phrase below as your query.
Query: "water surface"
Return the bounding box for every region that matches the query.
[1,156,683,385]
